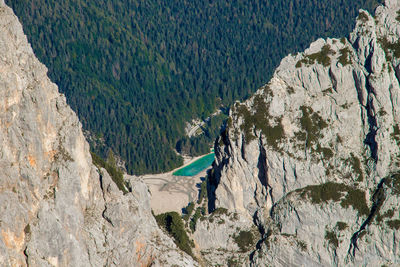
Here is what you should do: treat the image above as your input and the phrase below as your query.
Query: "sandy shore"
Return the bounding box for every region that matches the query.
[131,154,212,215]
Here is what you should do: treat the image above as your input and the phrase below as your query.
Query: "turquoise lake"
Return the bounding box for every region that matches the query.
[173,153,215,176]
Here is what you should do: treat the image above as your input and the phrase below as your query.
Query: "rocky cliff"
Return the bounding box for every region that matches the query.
[208,0,400,265]
[3,0,400,265]
[0,2,196,266]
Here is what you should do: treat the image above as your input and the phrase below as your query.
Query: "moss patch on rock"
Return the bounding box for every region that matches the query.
[296,44,335,67]
[155,212,194,257]
[376,208,395,223]
[298,106,328,145]
[349,153,364,182]
[391,125,400,145]
[91,151,128,194]
[234,230,254,252]
[235,94,285,148]
[295,105,331,159]
[325,230,339,248]
[357,12,369,23]
[384,173,400,196]
[336,221,348,231]
[378,37,400,61]
[386,219,400,230]
[297,182,369,216]
[338,47,352,66]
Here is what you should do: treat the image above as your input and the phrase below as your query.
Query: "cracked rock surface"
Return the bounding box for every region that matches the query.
[0,2,196,266]
[208,0,400,265]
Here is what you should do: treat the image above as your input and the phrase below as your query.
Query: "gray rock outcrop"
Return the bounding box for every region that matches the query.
[0,2,196,266]
[209,0,400,265]
[4,0,400,265]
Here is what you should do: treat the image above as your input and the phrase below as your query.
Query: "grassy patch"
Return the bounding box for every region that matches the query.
[212,207,229,216]
[386,220,400,230]
[349,153,364,182]
[294,130,307,142]
[384,173,400,196]
[234,230,254,252]
[322,147,334,159]
[264,118,285,150]
[376,208,395,222]
[56,143,73,162]
[235,94,285,148]
[358,12,369,23]
[296,106,329,157]
[299,106,328,145]
[340,187,369,216]
[183,202,195,221]
[377,109,387,117]
[315,144,334,160]
[155,212,193,257]
[227,258,239,266]
[91,151,128,194]
[336,221,348,231]
[198,179,208,204]
[338,47,352,66]
[296,44,335,67]
[227,117,233,129]
[325,230,339,248]
[298,182,342,203]
[24,224,31,235]
[297,182,369,216]
[297,240,307,251]
[378,37,400,61]
[341,103,351,109]
[391,125,400,145]
[189,207,203,232]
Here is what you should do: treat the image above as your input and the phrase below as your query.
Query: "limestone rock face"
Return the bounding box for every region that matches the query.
[0,2,195,266]
[193,210,258,266]
[210,0,400,265]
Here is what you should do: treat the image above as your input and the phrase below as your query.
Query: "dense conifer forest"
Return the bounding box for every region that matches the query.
[6,0,381,174]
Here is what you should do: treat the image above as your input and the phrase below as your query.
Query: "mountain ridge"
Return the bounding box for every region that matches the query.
[203,0,400,265]
[0,2,196,266]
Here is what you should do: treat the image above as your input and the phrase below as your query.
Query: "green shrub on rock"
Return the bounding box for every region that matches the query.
[155,212,193,257]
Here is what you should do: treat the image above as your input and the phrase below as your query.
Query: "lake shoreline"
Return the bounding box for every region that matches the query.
[127,151,214,214]
[173,152,215,176]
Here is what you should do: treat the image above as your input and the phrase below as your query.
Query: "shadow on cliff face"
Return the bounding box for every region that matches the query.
[257,138,268,188]
[207,128,231,213]
[207,167,218,213]
[363,77,378,162]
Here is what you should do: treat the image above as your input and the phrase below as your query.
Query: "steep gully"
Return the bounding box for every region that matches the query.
[250,136,272,262]
[347,44,381,258]
[207,127,231,212]
[348,178,386,258]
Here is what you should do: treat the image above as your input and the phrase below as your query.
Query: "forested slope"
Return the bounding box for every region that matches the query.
[6,0,381,174]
